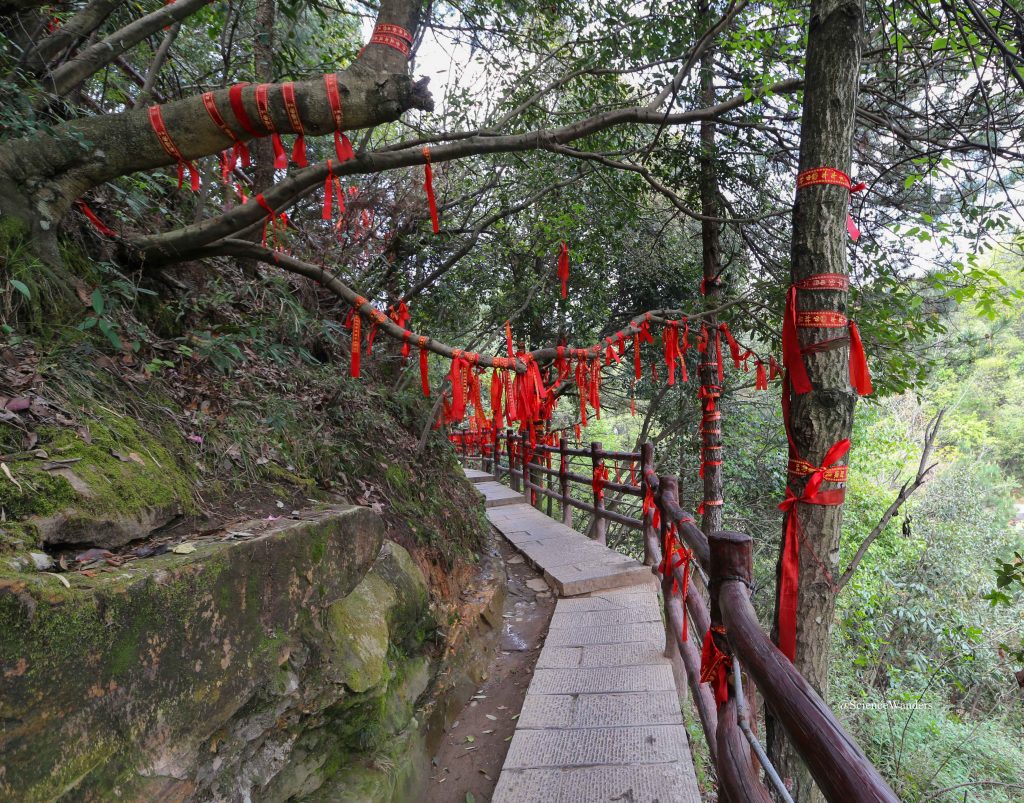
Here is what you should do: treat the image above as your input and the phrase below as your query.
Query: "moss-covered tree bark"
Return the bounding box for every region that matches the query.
[0,0,429,261]
[766,0,865,800]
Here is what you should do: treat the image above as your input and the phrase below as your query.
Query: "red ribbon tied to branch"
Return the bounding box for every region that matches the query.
[557,242,570,299]
[423,147,440,234]
[775,437,851,662]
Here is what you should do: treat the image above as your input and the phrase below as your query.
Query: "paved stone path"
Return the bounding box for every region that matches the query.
[466,468,702,803]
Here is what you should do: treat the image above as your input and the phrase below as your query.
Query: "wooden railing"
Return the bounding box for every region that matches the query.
[452,427,899,803]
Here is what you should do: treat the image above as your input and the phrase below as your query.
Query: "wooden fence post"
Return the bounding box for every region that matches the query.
[509,428,520,492]
[591,441,607,545]
[492,426,500,479]
[640,441,655,566]
[709,531,772,803]
[559,436,573,527]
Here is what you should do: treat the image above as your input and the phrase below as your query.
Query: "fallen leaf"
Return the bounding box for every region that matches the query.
[485,714,497,720]
[5,397,30,412]
[127,452,145,466]
[171,543,197,554]
[1,462,21,490]
[43,572,71,588]
[464,735,475,743]
[74,548,113,563]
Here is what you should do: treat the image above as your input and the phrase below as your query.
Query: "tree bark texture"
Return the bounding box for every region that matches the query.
[767,0,865,801]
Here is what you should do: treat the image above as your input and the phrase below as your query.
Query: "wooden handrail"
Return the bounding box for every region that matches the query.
[455,431,897,803]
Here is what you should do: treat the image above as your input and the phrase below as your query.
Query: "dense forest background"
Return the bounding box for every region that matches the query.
[2,0,1023,800]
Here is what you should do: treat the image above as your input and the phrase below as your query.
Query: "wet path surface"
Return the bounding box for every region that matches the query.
[425,537,555,802]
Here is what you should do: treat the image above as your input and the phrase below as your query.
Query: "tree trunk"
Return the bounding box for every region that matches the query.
[698,31,723,538]
[766,0,865,800]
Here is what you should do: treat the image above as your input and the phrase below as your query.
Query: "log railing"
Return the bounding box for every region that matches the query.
[451,427,899,803]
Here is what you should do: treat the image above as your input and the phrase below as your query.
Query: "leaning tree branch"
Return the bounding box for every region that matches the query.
[0,0,428,233]
[45,0,213,97]
[25,0,126,74]
[835,410,944,592]
[198,238,727,373]
[130,77,803,263]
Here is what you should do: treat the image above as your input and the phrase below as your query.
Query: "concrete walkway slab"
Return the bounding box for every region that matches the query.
[462,467,493,483]
[475,470,702,802]
[475,481,527,508]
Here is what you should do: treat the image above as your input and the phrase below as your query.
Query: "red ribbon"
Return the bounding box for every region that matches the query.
[663,321,680,386]
[782,281,872,396]
[755,360,768,390]
[281,82,307,167]
[227,83,262,137]
[148,105,199,191]
[367,23,413,56]
[76,201,116,237]
[350,314,362,378]
[557,242,570,299]
[418,337,430,396]
[323,74,355,163]
[776,437,850,661]
[699,628,731,706]
[423,147,439,234]
[796,166,866,241]
[202,91,250,179]
[490,368,504,429]
[254,84,287,169]
[592,462,609,501]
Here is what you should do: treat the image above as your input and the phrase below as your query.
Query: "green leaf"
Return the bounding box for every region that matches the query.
[9,279,30,300]
[97,318,121,350]
[79,316,97,330]
[91,288,105,315]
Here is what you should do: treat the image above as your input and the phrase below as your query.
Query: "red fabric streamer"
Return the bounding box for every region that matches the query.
[418,336,430,396]
[227,83,262,137]
[720,323,741,369]
[423,147,439,234]
[76,201,116,237]
[557,242,570,299]
[254,84,287,169]
[633,333,642,380]
[202,90,250,178]
[367,23,413,56]
[591,462,609,501]
[715,328,724,385]
[350,314,362,378]
[663,321,680,386]
[776,437,850,661]
[796,166,867,240]
[490,368,504,429]
[505,321,514,358]
[699,628,732,706]
[848,322,873,395]
[148,105,199,191]
[755,360,768,391]
[281,82,307,167]
[323,74,355,163]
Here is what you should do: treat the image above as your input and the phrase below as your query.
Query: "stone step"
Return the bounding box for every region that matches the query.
[475,481,527,508]
[462,467,492,483]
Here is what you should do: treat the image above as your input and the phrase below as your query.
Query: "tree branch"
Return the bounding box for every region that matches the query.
[836,410,944,592]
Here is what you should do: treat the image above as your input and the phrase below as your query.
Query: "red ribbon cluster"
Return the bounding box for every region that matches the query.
[699,626,731,706]
[776,435,850,661]
[781,273,872,396]
[367,23,413,57]
[658,523,693,641]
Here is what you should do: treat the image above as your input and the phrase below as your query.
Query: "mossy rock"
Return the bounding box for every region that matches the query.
[0,505,385,802]
[0,405,193,550]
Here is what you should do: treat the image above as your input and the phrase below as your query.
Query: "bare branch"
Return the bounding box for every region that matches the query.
[836,410,945,592]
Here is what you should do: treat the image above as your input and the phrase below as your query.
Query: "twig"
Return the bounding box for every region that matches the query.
[836,410,944,592]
